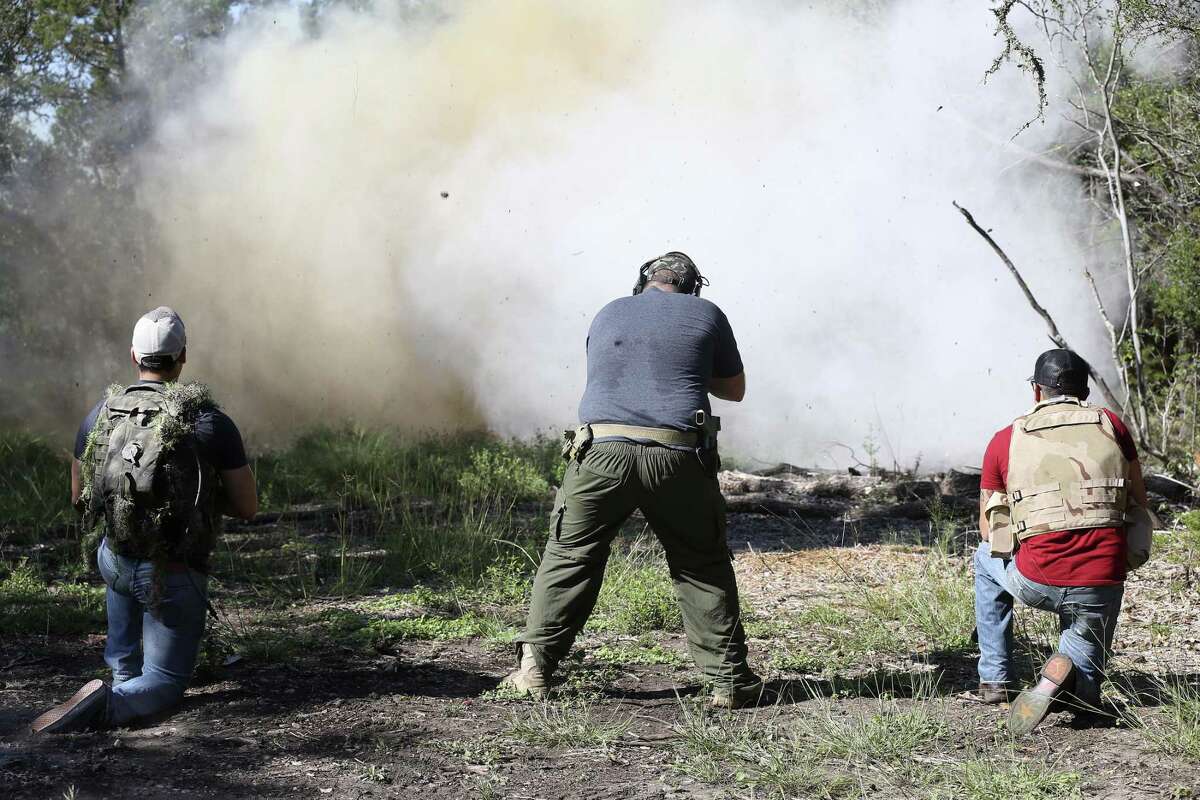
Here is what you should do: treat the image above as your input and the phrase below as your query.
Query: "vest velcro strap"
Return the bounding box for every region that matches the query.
[588,424,699,448]
[1077,478,1126,489]
[1011,482,1061,502]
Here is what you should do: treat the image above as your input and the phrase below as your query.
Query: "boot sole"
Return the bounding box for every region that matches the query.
[30,679,106,734]
[1009,655,1073,736]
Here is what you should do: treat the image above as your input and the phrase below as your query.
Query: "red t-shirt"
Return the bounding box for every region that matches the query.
[981,408,1137,586]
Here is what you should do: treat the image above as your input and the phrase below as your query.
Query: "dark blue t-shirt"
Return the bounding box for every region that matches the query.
[578,289,743,432]
[73,381,248,470]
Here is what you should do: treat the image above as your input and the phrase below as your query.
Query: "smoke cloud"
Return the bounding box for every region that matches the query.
[12,0,1122,468]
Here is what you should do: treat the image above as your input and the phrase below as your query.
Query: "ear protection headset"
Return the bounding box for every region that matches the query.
[632,251,709,297]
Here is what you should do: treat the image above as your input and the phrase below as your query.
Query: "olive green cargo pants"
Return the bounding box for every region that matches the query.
[516,441,756,690]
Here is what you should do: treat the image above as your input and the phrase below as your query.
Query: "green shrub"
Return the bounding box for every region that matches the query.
[458,447,550,503]
[254,428,561,512]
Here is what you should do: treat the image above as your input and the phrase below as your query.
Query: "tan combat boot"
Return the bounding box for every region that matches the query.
[500,647,549,700]
[710,679,765,709]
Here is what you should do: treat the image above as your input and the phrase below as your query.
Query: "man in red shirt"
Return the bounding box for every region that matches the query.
[975,349,1148,735]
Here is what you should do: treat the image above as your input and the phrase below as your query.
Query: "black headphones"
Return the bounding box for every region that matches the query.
[632,252,708,297]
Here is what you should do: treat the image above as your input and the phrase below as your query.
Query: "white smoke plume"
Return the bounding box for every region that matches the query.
[122,0,1113,468]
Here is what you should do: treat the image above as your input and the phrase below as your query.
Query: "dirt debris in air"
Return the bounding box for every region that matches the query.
[2,467,1198,799]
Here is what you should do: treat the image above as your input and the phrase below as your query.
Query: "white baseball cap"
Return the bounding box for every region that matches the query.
[132,306,187,364]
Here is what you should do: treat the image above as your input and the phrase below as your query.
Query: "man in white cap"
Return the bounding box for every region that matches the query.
[31,306,258,734]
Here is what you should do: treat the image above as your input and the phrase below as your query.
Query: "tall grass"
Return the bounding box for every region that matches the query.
[1124,677,1200,762]
[0,430,72,542]
[253,427,561,511]
[210,428,565,597]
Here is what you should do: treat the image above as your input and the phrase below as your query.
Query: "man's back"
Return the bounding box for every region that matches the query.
[578,290,742,431]
[981,405,1137,586]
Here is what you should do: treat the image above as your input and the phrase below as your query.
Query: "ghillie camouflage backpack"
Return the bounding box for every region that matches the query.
[80,382,222,569]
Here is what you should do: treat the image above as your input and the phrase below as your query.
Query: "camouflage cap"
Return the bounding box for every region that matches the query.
[1030,348,1090,391]
[643,252,694,283]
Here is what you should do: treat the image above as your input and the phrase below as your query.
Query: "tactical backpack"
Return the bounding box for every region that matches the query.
[81,383,221,568]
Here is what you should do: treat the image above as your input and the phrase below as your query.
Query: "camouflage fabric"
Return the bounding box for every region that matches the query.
[81,383,222,571]
[1006,398,1129,540]
[645,253,696,283]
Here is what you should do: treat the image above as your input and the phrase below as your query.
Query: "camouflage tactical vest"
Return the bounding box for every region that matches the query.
[1006,397,1129,541]
[81,383,222,568]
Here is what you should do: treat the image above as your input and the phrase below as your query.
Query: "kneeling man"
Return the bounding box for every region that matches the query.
[975,349,1149,735]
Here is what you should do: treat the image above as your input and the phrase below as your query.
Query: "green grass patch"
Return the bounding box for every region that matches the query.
[590,543,682,634]
[933,760,1083,800]
[507,700,630,748]
[762,553,975,673]
[1160,512,1200,566]
[854,553,974,654]
[592,640,688,667]
[1128,678,1200,761]
[0,561,105,635]
[253,427,560,511]
[435,734,507,766]
[354,613,515,647]
[671,705,852,798]
[793,696,948,764]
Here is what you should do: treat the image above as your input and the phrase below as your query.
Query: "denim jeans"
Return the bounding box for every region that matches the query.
[973,541,1123,706]
[97,538,208,726]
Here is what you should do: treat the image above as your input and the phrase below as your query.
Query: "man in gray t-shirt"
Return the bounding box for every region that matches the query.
[503,252,761,708]
[579,289,743,434]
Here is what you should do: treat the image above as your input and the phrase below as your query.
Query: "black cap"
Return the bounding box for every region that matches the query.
[1030,349,1090,392]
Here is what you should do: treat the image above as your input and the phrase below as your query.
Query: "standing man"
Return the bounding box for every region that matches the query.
[502,252,761,708]
[975,349,1149,735]
[31,307,258,734]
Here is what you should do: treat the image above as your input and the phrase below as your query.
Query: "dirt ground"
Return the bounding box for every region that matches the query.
[3,499,1199,799]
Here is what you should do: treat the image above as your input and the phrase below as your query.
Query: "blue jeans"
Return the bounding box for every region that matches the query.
[97,538,208,727]
[973,542,1123,706]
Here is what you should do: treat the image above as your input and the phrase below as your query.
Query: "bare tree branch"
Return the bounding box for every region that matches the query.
[953,201,1125,414]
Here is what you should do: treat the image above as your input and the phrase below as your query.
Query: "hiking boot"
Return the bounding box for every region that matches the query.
[979,682,1012,704]
[500,648,549,700]
[1008,653,1073,736]
[30,679,109,735]
[710,679,766,709]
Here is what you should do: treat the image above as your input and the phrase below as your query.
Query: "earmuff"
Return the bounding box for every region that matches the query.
[632,252,708,297]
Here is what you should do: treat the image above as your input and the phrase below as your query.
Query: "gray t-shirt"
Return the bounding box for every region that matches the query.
[578,288,743,432]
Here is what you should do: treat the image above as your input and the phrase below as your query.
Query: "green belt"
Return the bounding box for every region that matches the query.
[588,424,699,448]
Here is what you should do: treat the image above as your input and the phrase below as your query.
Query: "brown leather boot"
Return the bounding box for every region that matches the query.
[979,682,1012,704]
[1009,654,1073,736]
